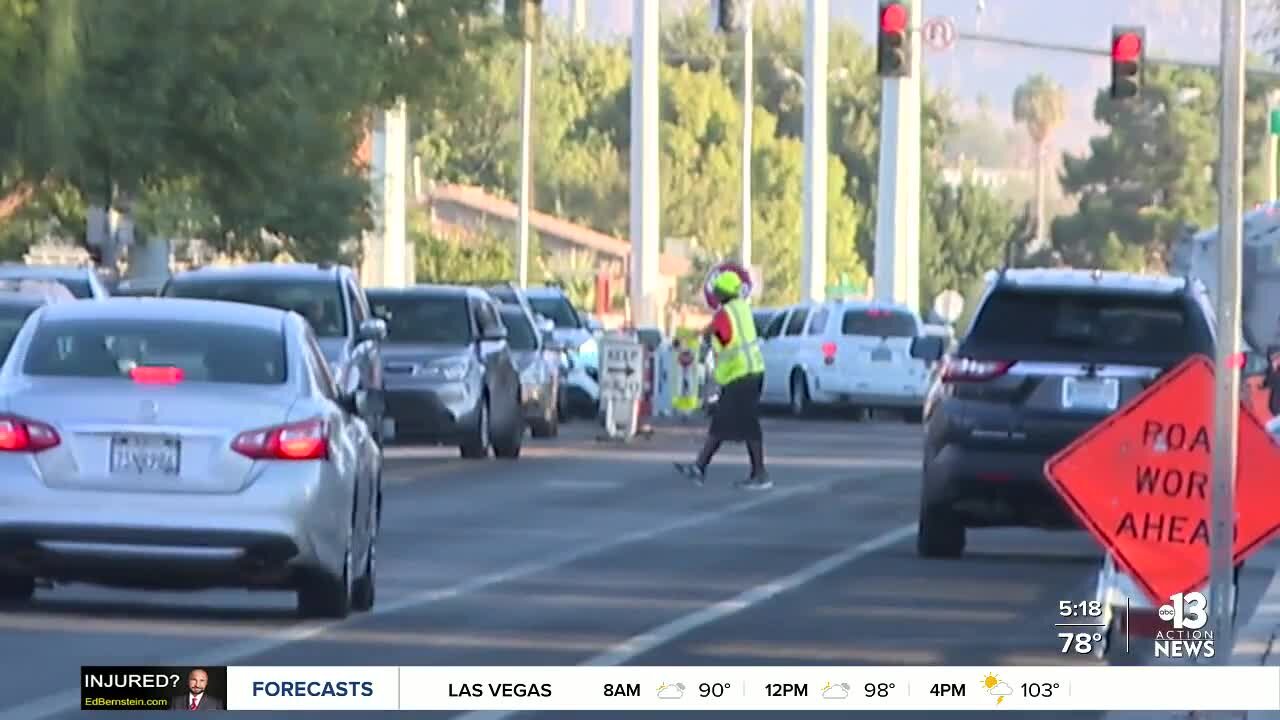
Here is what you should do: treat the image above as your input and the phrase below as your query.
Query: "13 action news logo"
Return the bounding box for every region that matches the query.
[1155,592,1215,658]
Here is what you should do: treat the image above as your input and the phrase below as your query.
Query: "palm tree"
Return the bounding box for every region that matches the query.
[1012,74,1067,248]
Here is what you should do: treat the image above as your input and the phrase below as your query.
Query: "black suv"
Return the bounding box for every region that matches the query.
[915,268,1222,558]
[161,263,388,444]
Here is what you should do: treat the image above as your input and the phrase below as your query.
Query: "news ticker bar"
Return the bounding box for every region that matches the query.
[81,666,1279,712]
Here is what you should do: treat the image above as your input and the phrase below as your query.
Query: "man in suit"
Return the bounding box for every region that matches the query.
[169,668,223,711]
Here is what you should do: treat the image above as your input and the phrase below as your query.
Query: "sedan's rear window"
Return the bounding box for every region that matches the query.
[22,319,287,384]
[842,309,917,337]
[966,290,1209,357]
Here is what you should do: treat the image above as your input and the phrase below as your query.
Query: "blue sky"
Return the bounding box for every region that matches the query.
[542,0,1278,153]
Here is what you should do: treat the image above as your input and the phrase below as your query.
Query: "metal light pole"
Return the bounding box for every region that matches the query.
[800,0,828,302]
[739,0,754,269]
[517,36,534,288]
[1210,0,1245,666]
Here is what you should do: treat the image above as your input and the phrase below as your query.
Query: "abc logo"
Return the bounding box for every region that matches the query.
[1158,604,1175,621]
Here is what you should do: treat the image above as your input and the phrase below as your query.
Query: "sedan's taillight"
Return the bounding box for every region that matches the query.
[0,414,60,452]
[232,418,328,460]
[941,357,1014,383]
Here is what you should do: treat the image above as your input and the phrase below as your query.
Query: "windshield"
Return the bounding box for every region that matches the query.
[165,278,347,338]
[500,308,538,351]
[368,294,473,344]
[529,295,580,329]
[843,309,917,338]
[966,290,1211,360]
[23,319,287,384]
[0,304,36,361]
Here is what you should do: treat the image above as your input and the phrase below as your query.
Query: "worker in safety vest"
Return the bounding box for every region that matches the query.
[674,269,769,489]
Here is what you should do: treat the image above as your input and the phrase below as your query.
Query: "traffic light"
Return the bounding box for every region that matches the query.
[712,0,743,33]
[876,1,911,78]
[1110,26,1145,100]
[504,0,543,42]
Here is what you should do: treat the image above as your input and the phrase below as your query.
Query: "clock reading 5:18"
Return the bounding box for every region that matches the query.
[1058,600,1102,617]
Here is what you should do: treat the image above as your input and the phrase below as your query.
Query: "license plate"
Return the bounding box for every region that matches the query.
[109,435,181,475]
[871,347,892,363]
[1061,377,1120,411]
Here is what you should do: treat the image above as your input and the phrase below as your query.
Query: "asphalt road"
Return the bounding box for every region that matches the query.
[0,413,1272,719]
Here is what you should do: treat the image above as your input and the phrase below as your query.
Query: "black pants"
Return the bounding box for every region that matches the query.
[709,374,764,443]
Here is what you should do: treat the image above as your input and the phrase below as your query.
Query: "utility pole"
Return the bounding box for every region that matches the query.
[517,36,534,288]
[1210,0,1245,669]
[629,0,660,327]
[800,0,828,302]
[740,0,754,270]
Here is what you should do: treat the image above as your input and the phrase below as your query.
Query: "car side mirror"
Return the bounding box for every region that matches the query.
[910,335,945,363]
[358,318,387,343]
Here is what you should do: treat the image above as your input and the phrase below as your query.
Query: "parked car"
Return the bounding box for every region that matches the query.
[0,298,382,618]
[498,304,561,438]
[366,286,523,459]
[0,263,110,300]
[0,280,77,361]
[160,263,388,445]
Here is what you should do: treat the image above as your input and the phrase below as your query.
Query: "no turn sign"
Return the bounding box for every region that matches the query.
[922,16,956,51]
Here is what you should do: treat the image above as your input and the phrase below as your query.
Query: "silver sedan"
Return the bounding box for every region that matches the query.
[0,298,381,618]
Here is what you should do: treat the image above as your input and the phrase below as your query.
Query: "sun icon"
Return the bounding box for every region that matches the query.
[984,673,999,690]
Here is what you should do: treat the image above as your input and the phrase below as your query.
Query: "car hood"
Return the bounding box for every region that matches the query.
[381,343,472,366]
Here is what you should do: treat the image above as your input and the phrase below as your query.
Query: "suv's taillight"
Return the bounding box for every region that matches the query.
[0,415,60,452]
[232,418,329,460]
[941,357,1013,383]
[821,341,837,366]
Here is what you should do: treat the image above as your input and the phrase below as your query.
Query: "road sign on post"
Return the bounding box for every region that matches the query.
[921,16,956,51]
[1043,355,1280,605]
[598,335,644,441]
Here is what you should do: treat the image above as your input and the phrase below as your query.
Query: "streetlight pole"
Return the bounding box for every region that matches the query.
[517,36,534,288]
[1210,0,1245,669]
[800,0,828,303]
[739,0,754,270]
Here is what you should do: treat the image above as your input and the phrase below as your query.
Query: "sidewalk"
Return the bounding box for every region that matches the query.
[1104,541,1280,720]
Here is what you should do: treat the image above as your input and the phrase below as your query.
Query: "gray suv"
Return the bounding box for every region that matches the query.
[161,263,388,444]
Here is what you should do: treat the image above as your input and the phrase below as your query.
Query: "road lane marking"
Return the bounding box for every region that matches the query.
[0,478,840,720]
[452,522,916,720]
[542,479,623,490]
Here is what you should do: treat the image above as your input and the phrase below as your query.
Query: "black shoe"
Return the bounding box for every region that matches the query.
[674,462,706,486]
[734,474,773,491]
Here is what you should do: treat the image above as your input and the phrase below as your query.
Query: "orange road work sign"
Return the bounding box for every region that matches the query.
[1044,355,1280,605]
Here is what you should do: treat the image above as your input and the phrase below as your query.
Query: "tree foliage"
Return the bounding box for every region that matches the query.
[1050,64,1280,270]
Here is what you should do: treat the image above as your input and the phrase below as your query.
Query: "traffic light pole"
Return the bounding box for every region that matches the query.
[872,1,922,314]
[800,0,827,303]
[1210,0,1245,669]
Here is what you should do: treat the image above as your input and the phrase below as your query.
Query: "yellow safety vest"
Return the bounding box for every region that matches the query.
[712,298,765,386]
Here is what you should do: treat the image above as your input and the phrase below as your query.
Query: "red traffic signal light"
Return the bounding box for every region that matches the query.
[1112,32,1142,63]
[1109,25,1145,100]
[877,1,911,78]
[880,3,907,33]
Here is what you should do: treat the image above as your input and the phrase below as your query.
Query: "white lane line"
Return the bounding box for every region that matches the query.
[452,522,916,720]
[0,480,836,720]
[543,479,624,490]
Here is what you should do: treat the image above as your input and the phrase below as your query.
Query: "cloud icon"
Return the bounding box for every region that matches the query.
[990,682,1013,696]
[657,683,685,699]
[822,683,850,699]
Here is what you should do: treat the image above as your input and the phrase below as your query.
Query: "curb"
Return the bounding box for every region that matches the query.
[1103,543,1280,720]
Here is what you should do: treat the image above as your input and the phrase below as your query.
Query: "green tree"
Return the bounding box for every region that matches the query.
[921,180,1016,312]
